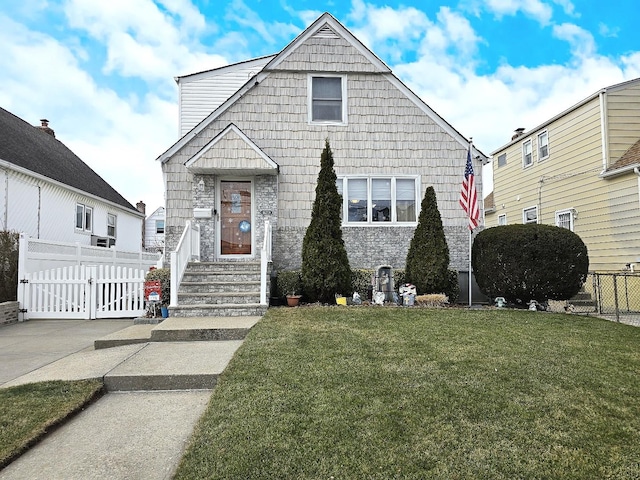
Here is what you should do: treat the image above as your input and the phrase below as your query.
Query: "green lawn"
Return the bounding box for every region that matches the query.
[175,307,640,480]
[0,380,103,468]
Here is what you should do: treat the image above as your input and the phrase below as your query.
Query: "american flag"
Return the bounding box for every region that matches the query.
[459,146,480,230]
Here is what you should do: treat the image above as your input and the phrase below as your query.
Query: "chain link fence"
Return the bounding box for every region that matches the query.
[571,272,640,326]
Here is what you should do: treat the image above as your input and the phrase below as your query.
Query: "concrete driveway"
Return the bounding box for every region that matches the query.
[0,319,132,386]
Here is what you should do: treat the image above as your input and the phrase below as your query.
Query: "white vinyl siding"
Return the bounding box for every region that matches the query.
[338,176,418,225]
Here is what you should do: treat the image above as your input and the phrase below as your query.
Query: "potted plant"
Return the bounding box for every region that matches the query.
[277,270,302,307]
[286,291,302,307]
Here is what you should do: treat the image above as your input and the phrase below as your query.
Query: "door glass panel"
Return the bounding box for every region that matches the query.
[220,181,252,255]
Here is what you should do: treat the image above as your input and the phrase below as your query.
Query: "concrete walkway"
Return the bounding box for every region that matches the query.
[0,316,260,479]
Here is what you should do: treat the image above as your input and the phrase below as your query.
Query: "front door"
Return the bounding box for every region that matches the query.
[219,180,252,256]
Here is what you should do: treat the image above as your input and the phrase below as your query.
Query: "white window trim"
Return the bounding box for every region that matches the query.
[522,205,538,224]
[522,138,533,168]
[537,130,549,161]
[337,175,420,226]
[75,203,93,233]
[498,214,507,225]
[497,153,507,168]
[107,213,117,239]
[555,209,574,231]
[308,74,348,125]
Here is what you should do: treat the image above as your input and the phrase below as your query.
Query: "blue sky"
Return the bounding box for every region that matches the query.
[1,0,639,210]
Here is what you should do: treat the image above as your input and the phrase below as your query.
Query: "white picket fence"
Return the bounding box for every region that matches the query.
[19,265,147,320]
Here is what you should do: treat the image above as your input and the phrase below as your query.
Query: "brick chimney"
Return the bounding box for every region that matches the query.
[38,119,55,138]
[511,127,525,140]
[136,201,146,215]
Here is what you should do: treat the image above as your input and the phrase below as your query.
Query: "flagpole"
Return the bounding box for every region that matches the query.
[468,138,473,307]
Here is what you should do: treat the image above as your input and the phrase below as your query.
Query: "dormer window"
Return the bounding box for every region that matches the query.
[309,75,346,124]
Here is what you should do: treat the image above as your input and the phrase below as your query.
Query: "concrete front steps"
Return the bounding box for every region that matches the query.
[169,261,268,318]
[93,316,260,392]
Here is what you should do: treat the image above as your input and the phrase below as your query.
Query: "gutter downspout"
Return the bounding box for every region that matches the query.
[599,91,609,173]
[635,167,640,210]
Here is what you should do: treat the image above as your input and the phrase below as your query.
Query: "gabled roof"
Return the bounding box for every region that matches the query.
[185,124,278,175]
[0,107,138,213]
[492,76,640,155]
[157,12,487,164]
[601,138,640,177]
[262,12,391,74]
[174,55,276,84]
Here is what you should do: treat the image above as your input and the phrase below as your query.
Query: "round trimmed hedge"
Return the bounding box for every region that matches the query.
[472,224,588,305]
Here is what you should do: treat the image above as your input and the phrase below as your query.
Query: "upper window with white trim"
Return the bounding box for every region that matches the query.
[156,220,165,234]
[107,213,116,238]
[522,139,533,168]
[538,131,549,160]
[523,206,538,224]
[498,214,507,226]
[555,209,574,231]
[497,153,506,167]
[336,177,419,224]
[75,203,93,232]
[309,75,346,124]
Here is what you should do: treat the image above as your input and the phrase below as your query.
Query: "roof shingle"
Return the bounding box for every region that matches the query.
[0,107,136,212]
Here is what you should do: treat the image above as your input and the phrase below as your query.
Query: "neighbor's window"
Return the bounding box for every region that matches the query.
[337,176,418,224]
[498,153,507,167]
[498,214,507,225]
[309,75,345,123]
[538,131,549,160]
[522,139,533,167]
[523,206,538,224]
[555,209,574,231]
[75,203,93,232]
[107,214,116,238]
[156,219,165,234]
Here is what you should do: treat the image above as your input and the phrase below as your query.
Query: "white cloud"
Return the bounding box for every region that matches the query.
[552,23,596,58]
[0,13,172,210]
[482,0,553,24]
[63,0,226,81]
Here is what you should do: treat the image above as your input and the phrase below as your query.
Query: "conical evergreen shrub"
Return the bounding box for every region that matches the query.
[405,186,451,295]
[301,139,351,303]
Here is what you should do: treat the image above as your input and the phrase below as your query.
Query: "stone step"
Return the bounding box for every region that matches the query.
[182,271,261,283]
[185,261,261,273]
[179,281,261,293]
[103,341,243,391]
[169,303,267,318]
[178,292,261,305]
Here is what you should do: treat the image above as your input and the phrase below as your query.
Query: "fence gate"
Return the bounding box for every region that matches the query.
[19,265,146,320]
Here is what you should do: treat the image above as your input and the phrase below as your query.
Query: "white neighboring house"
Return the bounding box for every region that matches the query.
[0,107,144,251]
[144,206,165,253]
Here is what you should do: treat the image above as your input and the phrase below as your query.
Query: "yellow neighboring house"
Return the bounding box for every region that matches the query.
[487,77,640,272]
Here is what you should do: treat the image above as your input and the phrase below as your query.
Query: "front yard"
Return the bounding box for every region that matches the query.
[175,306,639,479]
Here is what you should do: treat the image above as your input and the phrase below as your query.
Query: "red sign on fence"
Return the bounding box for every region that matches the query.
[144,281,162,302]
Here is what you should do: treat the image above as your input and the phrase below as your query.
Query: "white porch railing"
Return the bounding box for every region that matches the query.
[260,220,273,305]
[170,221,201,307]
